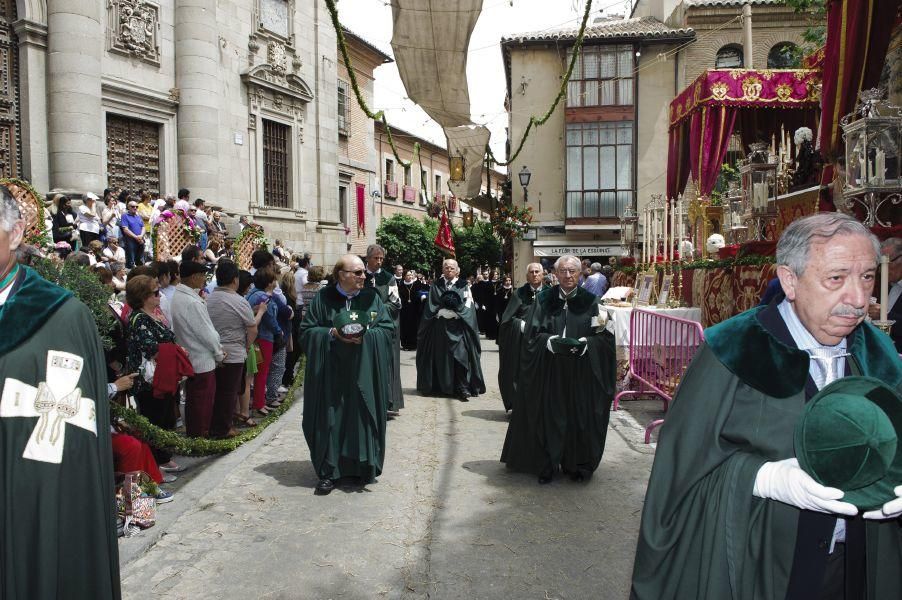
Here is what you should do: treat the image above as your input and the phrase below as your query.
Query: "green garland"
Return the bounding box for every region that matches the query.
[618,254,776,275]
[235,223,268,252]
[1,177,50,247]
[111,361,304,456]
[486,0,594,167]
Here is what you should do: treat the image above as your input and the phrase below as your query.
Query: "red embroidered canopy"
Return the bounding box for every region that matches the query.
[666,68,822,201]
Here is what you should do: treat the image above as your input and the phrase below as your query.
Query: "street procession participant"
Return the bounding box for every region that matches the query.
[631,213,902,599]
[399,269,428,350]
[0,186,120,597]
[500,255,615,484]
[416,258,486,401]
[496,262,548,412]
[363,244,403,415]
[299,254,394,495]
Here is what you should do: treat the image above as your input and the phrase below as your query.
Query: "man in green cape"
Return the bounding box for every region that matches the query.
[300,254,394,495]
[416,258,485,400]
[363,244,403,415]
[500,255,615,484]
[497,262,547,412]
[0,187,120,598]
[631,214,902,600]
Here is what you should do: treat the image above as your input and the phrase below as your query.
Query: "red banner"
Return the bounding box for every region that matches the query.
[434,207,455,256]
[356,183,366,235]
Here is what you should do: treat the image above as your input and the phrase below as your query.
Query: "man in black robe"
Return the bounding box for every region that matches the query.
[501,254,615,484]
[300,254,394,495]
[0,187,120,598]
[363,244,403,415]
[471,271,493,335]
[497,262,547,412]
[399,269,427,350]
[416,258,485,401]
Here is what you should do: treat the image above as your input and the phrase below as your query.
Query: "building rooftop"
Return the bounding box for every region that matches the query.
[342,27,393,64]
[683,0,781,6]
[501,16,694,45]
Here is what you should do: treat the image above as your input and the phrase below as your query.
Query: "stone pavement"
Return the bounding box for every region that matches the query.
[120,342,656,600]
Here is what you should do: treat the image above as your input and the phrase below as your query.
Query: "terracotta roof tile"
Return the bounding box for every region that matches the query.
[502,16,694,45]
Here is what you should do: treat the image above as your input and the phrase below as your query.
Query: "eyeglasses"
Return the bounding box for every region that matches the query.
[341,269,366,276]
[152,289,161,297]
[128,205,137,209]
[557,268,579,275]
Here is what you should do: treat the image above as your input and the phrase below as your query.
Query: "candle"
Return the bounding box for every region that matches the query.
[663,198,669,262]
[770,134,775,157]
[876,149,886,184]
[880,254,889,322]
[643,208,647,263]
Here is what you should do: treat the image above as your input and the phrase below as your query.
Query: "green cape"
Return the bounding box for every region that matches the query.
[496,283,547,411]
[500,285,615,477]
[365,269,404,410]
[299,285,394,481]
[0,266,121,599]
[415,279,485,396]
[631,306,902,600]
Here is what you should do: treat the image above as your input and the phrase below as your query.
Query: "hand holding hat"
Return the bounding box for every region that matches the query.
[753,457,858,516]
[863,485,902,520]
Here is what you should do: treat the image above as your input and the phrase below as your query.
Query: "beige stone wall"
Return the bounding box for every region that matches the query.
[636,42,678,217]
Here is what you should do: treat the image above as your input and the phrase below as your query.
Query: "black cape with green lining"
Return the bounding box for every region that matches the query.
[0,266,121,599]
[630,302,902,600]
[415,278,485,397]
[299,285,394,482]
[496,283,547,412]
[365,268,404,411]
[500,285,615,478]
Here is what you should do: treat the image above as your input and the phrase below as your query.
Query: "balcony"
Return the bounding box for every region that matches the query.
[402,185,416,204]
[384,180,398,199]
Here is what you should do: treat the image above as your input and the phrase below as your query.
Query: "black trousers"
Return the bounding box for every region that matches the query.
[135,388,177,464]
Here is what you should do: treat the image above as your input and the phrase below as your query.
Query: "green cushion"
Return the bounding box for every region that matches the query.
[333,310,371,338]
[549,336,587,356]
[795,376,902,511]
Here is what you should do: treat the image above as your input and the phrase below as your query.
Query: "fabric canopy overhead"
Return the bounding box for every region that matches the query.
[445,125,491,208]
[390,0,483,128]
[666,68,822,200]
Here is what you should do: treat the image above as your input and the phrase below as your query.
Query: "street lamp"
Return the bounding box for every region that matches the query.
[619,204,638,257]
[518,165,531,206]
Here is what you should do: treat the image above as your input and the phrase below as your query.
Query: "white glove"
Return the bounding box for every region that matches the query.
[518,319,525,334]
[863,485,902,520]
[437,308,459,320]
[577,337,588,356]
[545,335,560,352]
[752,458,858,516]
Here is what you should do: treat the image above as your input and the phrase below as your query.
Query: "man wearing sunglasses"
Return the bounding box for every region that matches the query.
[299,254,395,495]
[416,258,485,401]
[120,199,146,268]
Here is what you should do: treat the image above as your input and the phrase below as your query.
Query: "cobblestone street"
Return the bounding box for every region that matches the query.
[120,342,656,600]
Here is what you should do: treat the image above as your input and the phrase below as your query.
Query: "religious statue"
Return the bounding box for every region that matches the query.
[790,127,823,191]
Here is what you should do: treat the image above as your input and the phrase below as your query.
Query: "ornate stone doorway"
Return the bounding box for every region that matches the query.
[106,113,161,196]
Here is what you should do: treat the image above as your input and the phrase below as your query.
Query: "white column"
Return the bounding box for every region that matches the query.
[175,0,220,200]
[13,19,49,192]
[46,0,104,193]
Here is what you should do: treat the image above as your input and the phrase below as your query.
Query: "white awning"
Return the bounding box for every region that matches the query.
[445,125,490,202]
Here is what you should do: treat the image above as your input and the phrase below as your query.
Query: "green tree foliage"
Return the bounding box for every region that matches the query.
[780,0,826,49]
[376,213,502,277]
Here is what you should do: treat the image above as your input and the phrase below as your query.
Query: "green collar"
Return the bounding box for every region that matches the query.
[517,283,547,304]
[0,265,73,357]
[537,285,596,314]
[366,269,393,287]
[705,306,902,398]
[0,263,19,292]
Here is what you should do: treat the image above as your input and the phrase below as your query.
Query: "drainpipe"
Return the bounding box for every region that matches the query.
[742,3,753,69]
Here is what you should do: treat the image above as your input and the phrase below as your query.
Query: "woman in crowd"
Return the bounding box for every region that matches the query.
[235,270,259,427]
[246,269,282,418]
[77,192,102,247]
[124,274,184,473]
[222,239,236,261]
[103,236,125,264]
[111,263,127,293]
[101,192,122,241]
[87,239,106,267]
[204,239,222,265]
[272,270,298,399]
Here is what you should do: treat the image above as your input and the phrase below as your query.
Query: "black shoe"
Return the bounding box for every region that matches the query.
[387,410,400,417]
[570,471,585,482]
[314,479,334,495]
[456,391,470,402]
[538,474,552,485]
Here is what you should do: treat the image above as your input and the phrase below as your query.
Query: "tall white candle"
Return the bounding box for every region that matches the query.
[880,254,889,322]
[642,208,647,263]
[663,198,669,262]
[652,209,658,264]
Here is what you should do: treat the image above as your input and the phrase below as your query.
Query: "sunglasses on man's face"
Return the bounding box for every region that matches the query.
[342,269,366,277]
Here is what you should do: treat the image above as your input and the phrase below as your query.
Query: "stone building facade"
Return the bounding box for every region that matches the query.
[4,0,347,264]
[502,0,811,279]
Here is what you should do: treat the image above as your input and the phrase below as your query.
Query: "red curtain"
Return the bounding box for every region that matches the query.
[688,106,738,199]
[818,0,901,160]
[355,183,366,235]
[666,122,691,201]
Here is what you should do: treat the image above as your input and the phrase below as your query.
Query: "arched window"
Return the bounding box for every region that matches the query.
[715,45,744,69]
[767,43,800,69]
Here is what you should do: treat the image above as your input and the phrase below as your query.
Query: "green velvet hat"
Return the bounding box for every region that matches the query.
[794,376,902,511]
[333,310,371,339]
[549,336,587,356]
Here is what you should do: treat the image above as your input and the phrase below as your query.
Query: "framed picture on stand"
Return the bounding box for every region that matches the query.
[656,275,673,308]
[635,272,656,306]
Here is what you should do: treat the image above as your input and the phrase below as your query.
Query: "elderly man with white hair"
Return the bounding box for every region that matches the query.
[0,186,121,597]
[501,255,616,484]
[632,213,902,600]
[416,258,485,401]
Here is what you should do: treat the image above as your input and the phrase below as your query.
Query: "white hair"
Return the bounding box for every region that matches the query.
[0,186,21,232]
[553,255,581,271]
[777,213,879,276]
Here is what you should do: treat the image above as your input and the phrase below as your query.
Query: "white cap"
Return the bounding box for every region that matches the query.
[85,192,99,200]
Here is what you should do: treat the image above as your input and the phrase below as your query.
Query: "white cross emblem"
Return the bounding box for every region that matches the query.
[0,351,97,464]
[349,312,358,321]
[570,346,581,355]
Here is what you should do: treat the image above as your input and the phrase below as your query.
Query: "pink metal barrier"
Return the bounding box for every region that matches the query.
[612,308,705,443]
